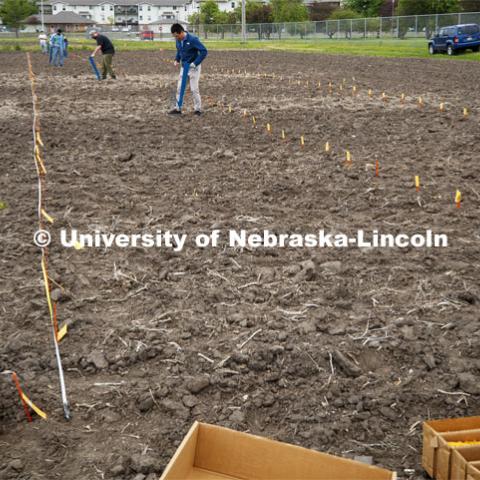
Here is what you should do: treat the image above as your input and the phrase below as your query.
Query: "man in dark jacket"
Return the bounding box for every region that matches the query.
[90,31,116,80]
[169,23,207,115]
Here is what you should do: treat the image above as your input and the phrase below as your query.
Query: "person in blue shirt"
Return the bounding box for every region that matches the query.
[169,23,208,116]
[49,29,65,67]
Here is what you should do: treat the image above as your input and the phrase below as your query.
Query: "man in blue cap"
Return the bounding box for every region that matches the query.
[169,23,207,115]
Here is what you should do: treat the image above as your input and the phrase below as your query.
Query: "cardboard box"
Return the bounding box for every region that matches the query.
[160,422,396,480]
[466,462,480,480]
[423,416,480,479]
[450,447,480,480]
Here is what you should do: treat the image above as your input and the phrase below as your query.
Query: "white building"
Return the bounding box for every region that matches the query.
[46,0,191,25]
[41,0,342,28]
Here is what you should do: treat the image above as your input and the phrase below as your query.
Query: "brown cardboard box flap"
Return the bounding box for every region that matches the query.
[161,422,396,480]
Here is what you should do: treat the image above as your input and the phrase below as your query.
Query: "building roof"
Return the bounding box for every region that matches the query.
[49,0,187,6]
[25,11,95,24]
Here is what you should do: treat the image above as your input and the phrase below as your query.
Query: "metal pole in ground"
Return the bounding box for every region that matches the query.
[241,0,246,43]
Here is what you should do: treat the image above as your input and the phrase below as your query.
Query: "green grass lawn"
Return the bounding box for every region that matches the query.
[1,36,479,61]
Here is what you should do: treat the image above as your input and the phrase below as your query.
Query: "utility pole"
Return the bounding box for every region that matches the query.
[41,0,45,31]
[241,0,246,43]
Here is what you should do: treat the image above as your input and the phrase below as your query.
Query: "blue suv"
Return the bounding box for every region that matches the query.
[429,24,480,55]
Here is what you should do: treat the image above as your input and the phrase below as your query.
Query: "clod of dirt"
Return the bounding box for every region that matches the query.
[115,152,135,162]
[458,373,480,395]
[457,292,478,305]
[130,454,160,474]
[50,288,63,302]
[332,350,362,378]
[293,259,316,282]
[8,459,23,471]
[86,350,108,370]
[109,464,125,476]
[423,353,436,370]
[229,409,245,423]
[318,261,343,274]
[186,376,210,394]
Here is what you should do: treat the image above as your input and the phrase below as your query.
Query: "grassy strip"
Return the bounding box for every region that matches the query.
[1,37,479,60]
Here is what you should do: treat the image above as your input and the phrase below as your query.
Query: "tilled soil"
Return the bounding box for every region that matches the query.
[0,50,479,480]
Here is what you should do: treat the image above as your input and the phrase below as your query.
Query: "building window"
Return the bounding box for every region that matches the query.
[147,6,151,11]
[101,6,104,10]
[231,1,235,7]
[140,15,143,19]
[53,5,57,10]
[139,5,142,10]
[101,15,105,20]
[62,6,66,10]
[110,6,113,10]
[89,5,92,9]
[147,16,151,20]
[173,6,177,9]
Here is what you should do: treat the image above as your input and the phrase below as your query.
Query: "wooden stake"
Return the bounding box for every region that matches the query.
[418,96,424,108]
[415,175,420,192]
[375,159,379,177]
[463,107,469,117]
[325,141,330,153]
[281,129,286,141]
[440,102,445,112]
[300,135,305,148]
[368,89,373,98]
[345,150,351,166]
[252,116,256,127]
[266,123,271,134]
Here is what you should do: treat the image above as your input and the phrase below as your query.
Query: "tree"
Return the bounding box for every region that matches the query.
[397,0,459,15]
[0,0,37,37]
[328,7,362,19]
[308,2,338,21]
[343,0,384,16]
[270,0,309,23]
[459,0,480,10]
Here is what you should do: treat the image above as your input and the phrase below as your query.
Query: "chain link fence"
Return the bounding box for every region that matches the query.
[188,12,480,41]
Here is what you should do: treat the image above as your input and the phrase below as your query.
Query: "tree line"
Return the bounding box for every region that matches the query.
[189,0,480,27]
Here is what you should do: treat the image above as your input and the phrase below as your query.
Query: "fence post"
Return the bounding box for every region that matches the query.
[364,17,367,38]
[415,14,418,37]
[337,19,340,38]
[435,14,438,31]
[396,16,399,38]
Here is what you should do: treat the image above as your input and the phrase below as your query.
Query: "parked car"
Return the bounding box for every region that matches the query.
[121,26,131,32]
[111,26,120,32]
[140,30,154,41]
[428,24,480,55]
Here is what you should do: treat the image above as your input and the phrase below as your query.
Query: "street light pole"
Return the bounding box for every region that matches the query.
[241,0,246,43]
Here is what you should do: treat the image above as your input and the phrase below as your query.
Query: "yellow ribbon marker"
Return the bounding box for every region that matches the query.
[415,176,420,192]
[300,136,305,147]
[41,256,54,322]
[325,141,330,153]
[400,93,405,104]
[281,129,286,141]
[266,123,271,134]
[228,105,232,113]
[57,324,68,342]
[345,150,352,166]
[36,131,44,147]
[463,107,469,117]
[252,116,256,127]
[41,209,54,224]
[21,392,47,420]
[382,92,387,101]
[318,81,321,88]
[368,89,373,97]
[352,86,357,95]
[440,102,445,112]
[243,109,247,117]
[418,96,424,107]
[456,190,462,208]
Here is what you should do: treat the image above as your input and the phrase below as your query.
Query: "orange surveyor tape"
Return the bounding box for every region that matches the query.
[12,372,47,421]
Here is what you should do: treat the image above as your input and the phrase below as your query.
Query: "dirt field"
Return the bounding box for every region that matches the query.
[1,49,479,480]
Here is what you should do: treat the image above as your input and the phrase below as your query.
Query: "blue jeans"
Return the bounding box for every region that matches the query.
[51,47,64,67]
